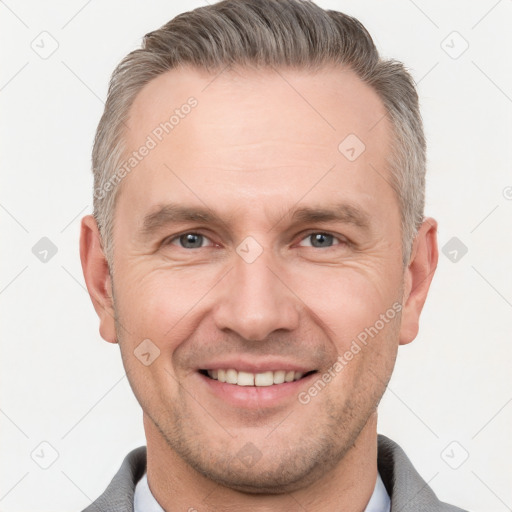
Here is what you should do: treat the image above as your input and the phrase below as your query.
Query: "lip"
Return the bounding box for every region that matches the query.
[196,370,317,409]
[195,357,313,374]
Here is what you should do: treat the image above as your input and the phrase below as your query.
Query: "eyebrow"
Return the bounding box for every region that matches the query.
[289,204,371,230]
[141,204,220,236]
[139,201,372,238]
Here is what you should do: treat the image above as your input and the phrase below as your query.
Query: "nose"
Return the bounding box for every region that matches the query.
[212,248,300,342]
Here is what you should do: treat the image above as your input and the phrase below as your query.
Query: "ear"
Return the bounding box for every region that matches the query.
[79,215,117,344]
[399,218,438,345]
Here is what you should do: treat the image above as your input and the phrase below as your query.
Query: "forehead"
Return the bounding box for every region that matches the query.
[118,65,395,228]
[126,65,391,158]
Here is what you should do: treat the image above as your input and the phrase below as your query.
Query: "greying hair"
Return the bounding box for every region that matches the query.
[92,0,425,267]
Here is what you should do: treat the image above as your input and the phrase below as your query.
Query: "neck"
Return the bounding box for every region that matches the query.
[144,412,379,512]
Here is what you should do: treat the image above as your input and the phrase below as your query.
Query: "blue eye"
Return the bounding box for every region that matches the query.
[166,231,344,250]
[311,233,334,248]
[172,233,207,249]
[299,232,341,248]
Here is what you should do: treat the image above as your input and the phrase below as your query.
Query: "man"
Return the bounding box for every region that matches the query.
[79,0,467,510]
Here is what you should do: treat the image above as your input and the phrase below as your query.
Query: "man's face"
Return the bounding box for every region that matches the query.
[102,67,407,491]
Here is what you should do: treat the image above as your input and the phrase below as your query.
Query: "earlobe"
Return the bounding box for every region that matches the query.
[79,215,117,344]
[399,218,439,345]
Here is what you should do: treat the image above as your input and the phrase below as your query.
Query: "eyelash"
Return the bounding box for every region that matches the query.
[165,231,349,249]
[298,231,348,248]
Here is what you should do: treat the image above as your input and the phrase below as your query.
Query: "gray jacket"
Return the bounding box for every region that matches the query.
[83,434,468,511]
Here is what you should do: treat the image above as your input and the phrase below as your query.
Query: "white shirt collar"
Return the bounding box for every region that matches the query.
[365,472,391,512]
[134,472,164,512]
[134,470,390,512]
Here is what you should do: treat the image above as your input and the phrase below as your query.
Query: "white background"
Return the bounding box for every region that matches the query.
[1,1,511,511]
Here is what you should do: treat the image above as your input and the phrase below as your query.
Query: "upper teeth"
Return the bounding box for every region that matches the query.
[206,369,304,386]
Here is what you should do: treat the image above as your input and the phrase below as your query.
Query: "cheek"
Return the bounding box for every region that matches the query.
[113,271,189,408]
[288,263,401,343]
[114,265,218,342]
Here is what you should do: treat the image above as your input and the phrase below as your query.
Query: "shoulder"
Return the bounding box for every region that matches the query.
[82,446,147,512]
[377,435,469,512]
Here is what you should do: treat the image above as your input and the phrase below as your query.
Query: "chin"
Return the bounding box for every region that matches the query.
[189,450,333,495]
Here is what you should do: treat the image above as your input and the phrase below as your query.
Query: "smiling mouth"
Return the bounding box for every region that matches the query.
[199,369,317,387]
